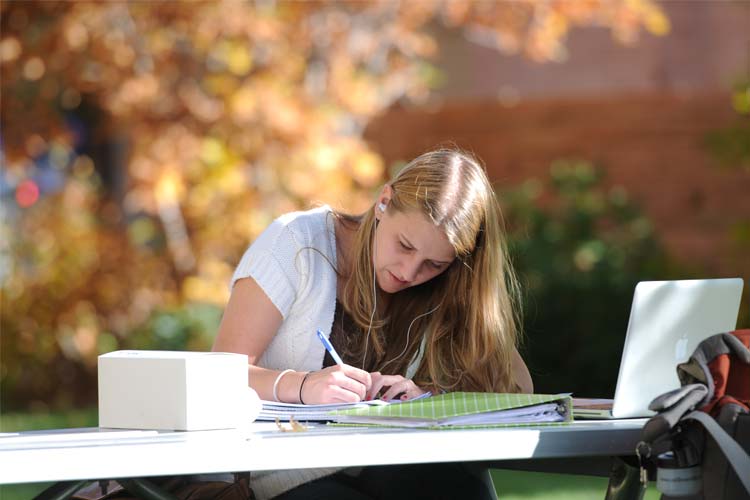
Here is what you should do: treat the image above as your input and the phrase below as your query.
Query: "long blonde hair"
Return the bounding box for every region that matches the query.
[339,148,523,393]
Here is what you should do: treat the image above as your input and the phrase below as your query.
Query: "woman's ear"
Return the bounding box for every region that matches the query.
[375,185,392,219]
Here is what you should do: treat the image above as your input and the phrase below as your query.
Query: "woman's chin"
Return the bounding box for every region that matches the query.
[377,282,399,294]
[376,273,403,294]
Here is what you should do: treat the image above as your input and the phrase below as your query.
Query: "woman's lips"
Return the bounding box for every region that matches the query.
[389,271,408,285]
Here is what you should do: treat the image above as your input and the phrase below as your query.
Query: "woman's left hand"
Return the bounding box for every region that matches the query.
[367,372,427,401]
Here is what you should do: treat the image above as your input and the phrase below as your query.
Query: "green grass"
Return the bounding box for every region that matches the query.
[1,408,98,500]
[0,407,98,433]
[1,410,662,500]
[1,482,52,500]
[491,469,661,499]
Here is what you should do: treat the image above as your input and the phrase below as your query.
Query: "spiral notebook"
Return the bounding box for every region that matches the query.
[257,399,389,421]
[257,392,432,421]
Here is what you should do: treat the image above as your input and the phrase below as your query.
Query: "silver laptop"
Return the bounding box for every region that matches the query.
[573,278,744,419]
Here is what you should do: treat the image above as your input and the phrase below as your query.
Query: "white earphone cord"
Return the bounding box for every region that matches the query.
[361,217,378,369]
[381,302,440,370]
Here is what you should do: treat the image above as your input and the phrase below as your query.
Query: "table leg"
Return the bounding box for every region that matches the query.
[605,456,645,500]
[34,480,89,500]
[118,478,179,500]
[33,478,178,500]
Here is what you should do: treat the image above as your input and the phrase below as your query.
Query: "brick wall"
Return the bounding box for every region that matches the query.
[364,92,750,278]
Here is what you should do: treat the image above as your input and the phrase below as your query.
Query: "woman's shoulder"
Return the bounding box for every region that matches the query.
[271,205,332,239]
[274,204,332,230]
[262,204,334,249]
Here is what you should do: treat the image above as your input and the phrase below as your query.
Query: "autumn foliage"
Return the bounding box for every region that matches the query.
[0,1,668,410]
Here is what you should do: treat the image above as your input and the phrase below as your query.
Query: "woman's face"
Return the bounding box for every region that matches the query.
[373,208,456,294]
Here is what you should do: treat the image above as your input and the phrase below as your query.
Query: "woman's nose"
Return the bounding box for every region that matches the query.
[401,258,421,282]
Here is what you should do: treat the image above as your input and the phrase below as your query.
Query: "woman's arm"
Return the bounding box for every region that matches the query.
[213,278,371,403]
[511,348,534,393]
[213,277,291,401]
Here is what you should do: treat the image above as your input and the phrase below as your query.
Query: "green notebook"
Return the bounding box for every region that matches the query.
[329,392,572,429]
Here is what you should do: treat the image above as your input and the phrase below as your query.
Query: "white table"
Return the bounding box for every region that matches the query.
[0,419,646,488]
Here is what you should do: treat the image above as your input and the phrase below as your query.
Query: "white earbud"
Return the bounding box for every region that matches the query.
[377,202,387,212]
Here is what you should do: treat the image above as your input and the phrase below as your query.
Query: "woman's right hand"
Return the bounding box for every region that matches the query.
[214,278,371,404]
[300,365,372,404]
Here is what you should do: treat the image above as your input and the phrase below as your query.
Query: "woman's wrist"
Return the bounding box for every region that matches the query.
[299,372,311,404]
[277,370,308,403]
[272,369,294,402]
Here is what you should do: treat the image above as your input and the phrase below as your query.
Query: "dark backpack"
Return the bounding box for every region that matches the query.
[639,329,750,500]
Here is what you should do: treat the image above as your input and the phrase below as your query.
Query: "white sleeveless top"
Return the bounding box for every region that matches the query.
[231,205,340,498]
[232,205,338,374]
[231,205,425,498]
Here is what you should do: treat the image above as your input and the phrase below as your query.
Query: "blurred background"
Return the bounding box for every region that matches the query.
[2,1,749,498]
[2,0,749,424]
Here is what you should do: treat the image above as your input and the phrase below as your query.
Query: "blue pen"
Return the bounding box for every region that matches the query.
[317,329,344,366]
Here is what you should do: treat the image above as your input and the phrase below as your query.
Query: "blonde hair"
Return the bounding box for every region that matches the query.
[338,148,523,393]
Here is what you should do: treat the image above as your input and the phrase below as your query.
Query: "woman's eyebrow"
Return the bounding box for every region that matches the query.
[402,234,452,265]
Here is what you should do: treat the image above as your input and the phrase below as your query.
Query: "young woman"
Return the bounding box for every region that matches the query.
[214,148,533,499]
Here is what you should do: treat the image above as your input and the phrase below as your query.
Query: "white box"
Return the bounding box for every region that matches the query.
[98,350,259,431]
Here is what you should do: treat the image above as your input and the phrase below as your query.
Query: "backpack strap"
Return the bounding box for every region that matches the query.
[683,410,750,495]
[677,330,750,407]
[642,384,708,443]
[637,383,708,470]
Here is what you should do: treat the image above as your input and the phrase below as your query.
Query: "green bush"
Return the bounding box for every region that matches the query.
[0,302,223,412]
[502,160,681,397]
[126,302,223,353]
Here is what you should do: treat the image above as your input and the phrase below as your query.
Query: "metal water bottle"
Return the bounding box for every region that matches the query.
[656,451,702,498]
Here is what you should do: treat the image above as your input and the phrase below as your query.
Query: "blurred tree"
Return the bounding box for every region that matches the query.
[704,79,750,276]
[705,79,750,171]
[502,161,677,396]
[0,0,669,410]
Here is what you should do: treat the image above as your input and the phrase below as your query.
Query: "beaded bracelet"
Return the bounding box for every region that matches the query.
[299,372,311,404]
[272,369,295,402]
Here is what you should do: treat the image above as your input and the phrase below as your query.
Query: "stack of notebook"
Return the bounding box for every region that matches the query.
[258,399,389,422]
[259,392,571,429]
